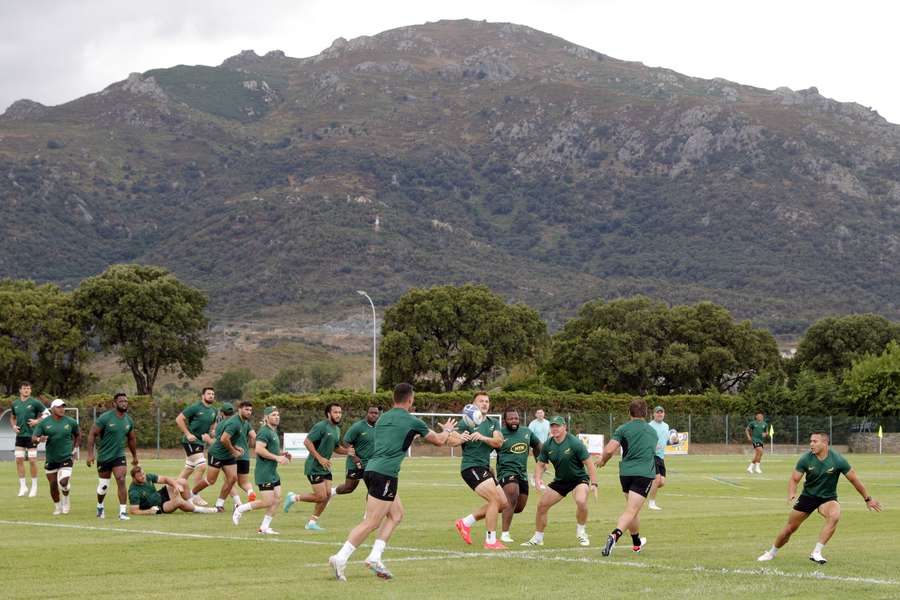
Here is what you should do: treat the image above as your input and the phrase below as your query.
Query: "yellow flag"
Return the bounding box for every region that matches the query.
[769,424,774,438]
[878,425,883,439]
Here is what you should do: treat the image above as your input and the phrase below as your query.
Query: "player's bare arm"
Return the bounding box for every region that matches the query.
[844,468,882,512]
[86,423,101,466]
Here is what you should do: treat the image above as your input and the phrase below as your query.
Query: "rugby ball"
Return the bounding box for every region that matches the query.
[462,404,484,428]
[668,428,680,445]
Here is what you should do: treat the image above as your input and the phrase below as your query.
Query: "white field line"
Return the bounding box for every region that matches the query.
[707,476,749,489]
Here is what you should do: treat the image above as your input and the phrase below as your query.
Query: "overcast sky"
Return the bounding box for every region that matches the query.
[2,0,897,124]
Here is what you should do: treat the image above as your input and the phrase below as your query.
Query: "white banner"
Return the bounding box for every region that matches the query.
[283,433,309,459]
[578,433,605,455]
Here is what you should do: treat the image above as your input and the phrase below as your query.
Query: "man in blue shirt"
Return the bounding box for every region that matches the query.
[527,409,550,444]
[647,406,669,511]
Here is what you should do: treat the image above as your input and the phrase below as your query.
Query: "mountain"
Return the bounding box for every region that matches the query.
[2,19,899,333]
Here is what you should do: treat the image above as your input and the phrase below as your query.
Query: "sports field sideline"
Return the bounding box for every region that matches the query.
[2,454,897,599]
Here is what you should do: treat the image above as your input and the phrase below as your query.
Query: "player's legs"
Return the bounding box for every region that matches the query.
[191,464,220,495]
[501,481,520,533]
[572,483,590,544]
[816,501,841,545]
[348,495,394,546]
[335,476,361,495]
[774,509,812,548]
[534,487,565,534]
[474,479,507,545]
[110,464,127,503]
[46,471,60,503]
[374,495,404,542]
[602,491,647,556]
[649,473,665,508]
[96,468,112,504]
[15,443,39,495]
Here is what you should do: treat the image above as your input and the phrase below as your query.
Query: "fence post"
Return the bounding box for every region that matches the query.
[795,415,799,454]
[725,414,729,445]
[156,397,161,460]
[688,414,692,446]
[829,415,833,443]
[609,413,613,439]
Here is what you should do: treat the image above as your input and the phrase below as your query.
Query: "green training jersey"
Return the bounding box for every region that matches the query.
[343,419,376,472]
[748,420,768,443]
[33,415,79,463]
[537,432,590,483]
[12,397,46,437]
[254,426,281,486]
[795,449,851,499]
[648,420,669,459]
[456,417,500,471]
[128,473,161,509]
[94,410,134,463]
[180,401,218,445]
[365,408,430,478]
[304,419,341,476]
[236,421,253,461]
[209,415,250,461]
[612,419,657,479]
[497,425,541,480]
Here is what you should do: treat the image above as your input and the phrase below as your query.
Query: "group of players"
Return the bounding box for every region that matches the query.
[9,380,883,580]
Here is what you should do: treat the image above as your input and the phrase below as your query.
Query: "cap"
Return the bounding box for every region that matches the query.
[264,406,278,416]
[220,402,235,415]
[50,399,66,408]
[654,405,665,413]
[549,415,566,426]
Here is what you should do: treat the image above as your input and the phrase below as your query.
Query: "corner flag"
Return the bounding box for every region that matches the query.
[878,425,883,439]
[769,424,774,438]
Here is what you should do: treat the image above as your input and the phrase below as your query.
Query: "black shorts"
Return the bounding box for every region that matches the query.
[548,478,589,497]
[157,487,171,513]
[752,441,764,449]
[793,494,838,514]
[654,456,667,477]
[182,442,205,456]
[461,466,497,491]
[258,480,281,491]
[364,471,398,501]
[499,473,529,495]
[15,436,36,449]
[237,459,251,475]
[620,475,654,497]
[307,473,333,485]
[346,468,365,480]
[208,454,236,469]
[45,458,74,472]
[97,456,127,473]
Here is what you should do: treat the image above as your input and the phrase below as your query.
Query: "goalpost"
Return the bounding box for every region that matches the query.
[409,412,502,458]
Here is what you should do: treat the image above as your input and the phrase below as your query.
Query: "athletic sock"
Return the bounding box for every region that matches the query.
[533,531,544,543]
[330,487,337,498]
[215,498,225,508]
[19,478,26,488]
[769,546,779,555]
[486,531,496,544]
[367,538,386,562]
[54,502,61,510]
[631,533,642,546]
[502,530,510,536]
[611,528,623,541]
[261,515,273,530]
[31,478,38,486]
[576,523,587,537]
[97,502,104,509]
[119,504,127,514]
[336,541,356,561]
[237,502,252,514]
[462,514,477,527]
[814,542,825,554]
[232,494,241,506]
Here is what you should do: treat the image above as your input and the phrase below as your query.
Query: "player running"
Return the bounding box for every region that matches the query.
[128,466,217,515]
[283,403,351,530]
[176,387,218,500]
[757,431,881,564]
[335,406,380,496]
[233,406,291,534]
[496,407,541,543]
[597,398,657,556]
[451,392,508,549]
[31,399,80,515]
[86,392,138,520]
[521,415,597,547]
[746,412,769,474]
[192,401,252,511]
[328,383,456,581]
[218,415,257,510]
[647,405,669,510]
[11,381,46,497]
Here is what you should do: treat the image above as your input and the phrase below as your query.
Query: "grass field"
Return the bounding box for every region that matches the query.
[1,453,897,599]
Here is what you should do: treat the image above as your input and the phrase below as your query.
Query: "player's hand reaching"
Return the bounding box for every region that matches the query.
[865,497,882,512]
[276,455,289,465]
[440,418,457,432]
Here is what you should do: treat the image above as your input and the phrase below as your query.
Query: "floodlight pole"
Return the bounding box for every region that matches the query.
[357,290,377,396]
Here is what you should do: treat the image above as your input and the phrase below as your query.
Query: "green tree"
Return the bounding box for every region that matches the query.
[214,368,255,400]
[309,364,343,391]
[840,341,900,416]
[794,314,900,378]
[271,366,308,394]
[74,264,208,395]
[380,284,547,391]
[0,279,94,396]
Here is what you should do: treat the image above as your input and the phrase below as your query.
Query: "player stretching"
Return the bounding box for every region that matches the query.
[176,387,218,502]
[328,383,456,581]
[335,406,380,496]
[647,405,668,510]
[31,399,80,515]
[284,403,350,530]
[451,392,508,549]
[757,431,881,564]
[128,466,217,515]
[193,401,252,511]
[233,406,290,534]
[597,398,657,556]
[521,416,597,547]
[11,382,46,497]
[746,412,768,474]
[86,392,138,520]
[497,407,541,543]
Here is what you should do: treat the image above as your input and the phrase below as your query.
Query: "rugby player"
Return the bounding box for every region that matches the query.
[86,392,138,520]
[10,382,46,497]
[757,431,881,564]
[335,406,380,496]
[192,401,252,511]
[328,383,456,581]
[746,412,769,474]
[647,405,669,510]
[496,407,541,543]
[233,406,290,533]
[128,466,217,515]
[218,416,257,509]
[597,398,657,556]
[175,387,218,501]
[521,416,597,547]
[31,399,80,515]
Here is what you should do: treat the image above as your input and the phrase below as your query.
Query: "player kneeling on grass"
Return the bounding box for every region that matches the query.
[757,431,881,565]
[32,399,80,515]
[329,383,456,582]
[128,466,217,515]
[521,416,597,547]
[596,398,657,556]
[233,406,290,534]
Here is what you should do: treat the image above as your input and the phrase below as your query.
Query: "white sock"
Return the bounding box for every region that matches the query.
[54,502,61,510]
[97,502,104,509]
[533,531,544,543]
[232,494,241,505]
[261,515,273,530]
[814,542,825,554]
[769,546,779,555]
[462,514,477,527]
[237,502,252,514]
[119,504,127,514]
[336,541,356,561]
[215,498,225,508]
[367,538,386,562]
[486,531,496,544]
[193,506,215,513]
[330,487,337,497]
[502,530,510,536]
[31,478,38,488]
[19,478,26,488]
[576,523,586,537]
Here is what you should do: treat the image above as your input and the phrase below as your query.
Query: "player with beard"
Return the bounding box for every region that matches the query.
[31,399,80,515]
[496,407,542,543]
[86,393,138,520]
[175,387,218,502]
[335,406,380,496]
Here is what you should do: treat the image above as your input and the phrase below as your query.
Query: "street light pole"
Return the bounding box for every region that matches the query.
[357,290,377,396]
